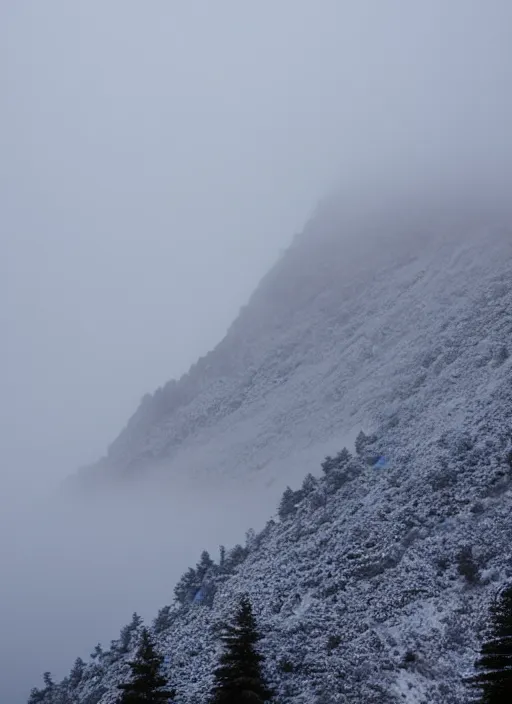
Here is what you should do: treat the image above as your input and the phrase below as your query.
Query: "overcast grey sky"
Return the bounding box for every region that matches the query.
[1,2,512,702]
[2,1,511,490]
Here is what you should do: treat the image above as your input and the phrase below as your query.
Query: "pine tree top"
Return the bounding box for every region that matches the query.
[469,584,512,703]
[210,595,273,704]
[118,628,175,704]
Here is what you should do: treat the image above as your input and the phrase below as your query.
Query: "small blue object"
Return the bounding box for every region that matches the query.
[193,588,204,604]
[373,456,389,469]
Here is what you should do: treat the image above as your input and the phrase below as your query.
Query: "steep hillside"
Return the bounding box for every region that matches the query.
[40,192,512,704]
[34,421,512,704]
[75,193,512,497]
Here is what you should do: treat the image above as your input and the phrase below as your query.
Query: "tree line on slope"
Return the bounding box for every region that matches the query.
[30,587,512,704]
[26,440,371,704]
[145,434,378,616]
[118,596,275,704]
[467,583,512,703]
[123,587,512,704]
[170,440,375,616]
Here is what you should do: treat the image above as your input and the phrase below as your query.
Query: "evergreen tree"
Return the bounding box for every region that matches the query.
[120,612,143,653]
[174,567,199,605]
[334,447,351,467]
[320,455,337,475]
[43,672,54,690]
[223,544,248,573]
[153,605,173,634]
[117,628,175,704]
[69,657,85,689]
[210,594,272,704]
[354,431,377,462]
[469,584,512,702]
[245,528,256,551]
[28,687,46,704]
[354,430,370,457]
[301,473,318,494]
[90,643,103,660]
[219,545,226,570]
[196,550,214,581]
[278,486,302,520]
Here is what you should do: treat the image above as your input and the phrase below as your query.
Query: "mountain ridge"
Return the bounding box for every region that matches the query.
[32,417,512,704]
[44,192,512,704]
[74,193,512,493]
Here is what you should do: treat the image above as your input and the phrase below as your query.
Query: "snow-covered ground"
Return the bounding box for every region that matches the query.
[34,197,512,703]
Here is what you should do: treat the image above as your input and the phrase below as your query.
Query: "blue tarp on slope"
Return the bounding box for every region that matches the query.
[373,456,389,470]
[193,588,204,604]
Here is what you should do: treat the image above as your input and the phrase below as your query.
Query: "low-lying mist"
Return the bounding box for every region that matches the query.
[0,467,275,703]
[1,421,358,704]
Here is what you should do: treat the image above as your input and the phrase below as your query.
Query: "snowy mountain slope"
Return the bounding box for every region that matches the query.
[38,396,512,704]
[75,195,512,500]
[39,193,512,704]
